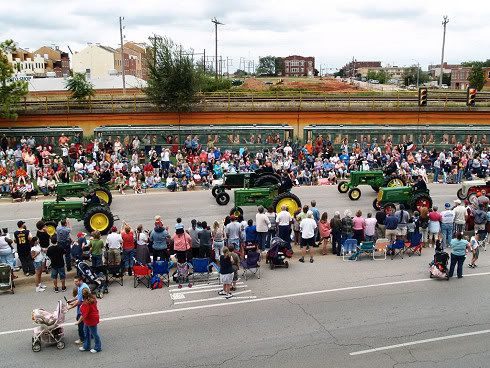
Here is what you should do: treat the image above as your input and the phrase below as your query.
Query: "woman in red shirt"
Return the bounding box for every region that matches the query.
[78,289,101,353]
[121,223,135,275]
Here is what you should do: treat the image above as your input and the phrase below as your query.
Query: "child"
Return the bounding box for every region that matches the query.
[407,217,416,242]
[31,237,46,293]
[245,219,257,244]
[134,180,143,194]
[78,288,102,353]
[318,212,331,255]
[469,232,480,268]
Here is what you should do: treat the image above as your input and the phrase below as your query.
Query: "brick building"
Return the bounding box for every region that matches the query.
[115,42,150,80]
[33,46,70,77]
[427,62,461,78]
[451,67,490,90]
[280,55,315,77]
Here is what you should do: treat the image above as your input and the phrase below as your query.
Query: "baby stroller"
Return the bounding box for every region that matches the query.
[266,237,292,269]
[31,300,67,352]
[77,260,108,298]
[0,263,14,294]
[429,251,450,280]
[173,261,192,289]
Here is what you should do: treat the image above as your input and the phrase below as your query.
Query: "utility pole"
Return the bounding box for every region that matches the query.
[119,16,126,94]
[439,15,449,87]
[416,62,420,88]
[211,17,224,79]
[203,49,206,73]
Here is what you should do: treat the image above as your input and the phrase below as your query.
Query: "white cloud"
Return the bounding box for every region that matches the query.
[0,0,487,70]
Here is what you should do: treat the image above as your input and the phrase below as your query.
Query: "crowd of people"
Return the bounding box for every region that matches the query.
[0,131,489,201]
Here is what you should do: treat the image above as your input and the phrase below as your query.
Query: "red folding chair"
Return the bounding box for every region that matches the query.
[133,264,152,288]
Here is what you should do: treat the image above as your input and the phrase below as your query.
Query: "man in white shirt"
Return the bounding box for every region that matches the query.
[453,199,467,235]
[106,226,123,266]
[299,211,317,263]
[440,202,455,248]
[276,205,292,248]
[255,206,270,251]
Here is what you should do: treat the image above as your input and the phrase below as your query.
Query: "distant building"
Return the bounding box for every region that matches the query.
[115,41,150,80]
[33,46,70,77]
[451,66,490,90]
[280,55,315,77]
[428,62,461,78]
[72,44,118,78]
[341,60,382,78]
[7,48,46,77]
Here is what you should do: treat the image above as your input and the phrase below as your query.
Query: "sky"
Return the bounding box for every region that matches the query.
[1,0,488,72]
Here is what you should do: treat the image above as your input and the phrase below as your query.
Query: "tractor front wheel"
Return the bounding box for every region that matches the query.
[211,186,225,197]
[456,188,466,200]
[372,199,381,211]
[95,187,112,206]
[84,206,114,234]
[216,192,230,206]
[44,221,58,237]
[338,181,349,193]
[348,188,361,201]
[272,192,301,216]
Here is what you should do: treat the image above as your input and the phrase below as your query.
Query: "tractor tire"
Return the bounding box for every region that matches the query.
[411,194,433,212]
[456,188,466,200]
[372,199,381,211]
[94,187,112,206]
[83,206,114,235]
[216,192,230,206]
[211,186,225,197]
[272,192,301,216]
[44,221,58,237]
[383,203,397,214]
[255,174,281,188]
[348,188,361,201]
[338,181,349,193]
[230,207,243,217]
[384,175,406,188]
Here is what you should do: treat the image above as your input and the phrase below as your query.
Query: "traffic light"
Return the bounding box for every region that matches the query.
[467,87,477,107]
[418,87,427,107]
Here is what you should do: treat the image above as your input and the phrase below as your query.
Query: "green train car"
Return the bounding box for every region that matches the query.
[0,126,83,150]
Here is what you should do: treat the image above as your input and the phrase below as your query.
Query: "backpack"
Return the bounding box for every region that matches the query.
[150,275,163,290]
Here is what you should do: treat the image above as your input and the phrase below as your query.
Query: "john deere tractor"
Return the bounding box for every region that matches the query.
[55,182,113,205]
[337,171,406,201]
[372,186,432,213]
[211,169,282,197]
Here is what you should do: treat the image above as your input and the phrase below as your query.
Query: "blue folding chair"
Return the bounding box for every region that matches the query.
[191,258,211,283]
[240,251,261,280]
[342,239,358,261]
[404,233,423,257]
[152,260,170,287]
[388,239,405,260]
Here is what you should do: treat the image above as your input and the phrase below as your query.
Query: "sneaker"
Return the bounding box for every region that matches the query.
[218,290,226,296]
[39,283,47,288]
[62,287,67,292]
[79,347,87,351]
[310,258,314,263]
[54,287,59,293]
[90,349,98,353]
[74,339,83,344]
[225,293,233,299]
[468,264,474,268]
[298,258,305,263]
[36,286,45,292]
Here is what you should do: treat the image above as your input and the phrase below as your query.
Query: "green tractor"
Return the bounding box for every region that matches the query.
[55,182,113,205]
[211,169,282,197]
[372,186,432,213]
[215,186,301,217]
[338,171,406,200]
[42,199,115,237]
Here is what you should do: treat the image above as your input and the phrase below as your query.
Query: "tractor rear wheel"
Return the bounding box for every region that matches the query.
[44,221,58,237]
[384,176,406,188]
[348,188,361,201]
[412,194,433,212]
[211,186,225,197]
[255,174,281,187]
[230,207,243,217]
[216,192,230,206]
[372,199,381,211]
[456,188,465,200]
[95,187,112,206]
[272,192,301,216]
[84,206,114,235]
[338,181,349,193]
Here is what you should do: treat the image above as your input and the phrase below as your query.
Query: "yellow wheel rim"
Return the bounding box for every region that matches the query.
[388,179,404,187]
[351,190,360,199]
[95,190,109,204]
[339,183,348,192]
[90,213,109,231]
[46,225,56,236]
[276,198,300,216]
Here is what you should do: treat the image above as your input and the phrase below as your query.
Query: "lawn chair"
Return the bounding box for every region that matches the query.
[404,233,423,257]
[152,260,170,287]
[341,239,358,261]
[191,258,211,283]
[388,239,405,260]
[106,264,124,286]
[350,241,374,261]
[133,264,152,288]
[373,238,389,260]
[240,251,261,280]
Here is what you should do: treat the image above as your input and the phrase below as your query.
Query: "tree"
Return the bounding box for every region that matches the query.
[461,60,490,68]
[145,36,200,112]
[274,58,283,76]
[234,69,248,77]
[402,66,429,86]
[468,64,485,90]
[65,73,94,102]
[256,56,279,76]
[366,69,389,84]
[0,40,28,119]
[442,73,451,86]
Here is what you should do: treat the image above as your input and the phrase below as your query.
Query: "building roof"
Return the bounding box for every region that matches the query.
[26,75,147,92]
[97,45,116,54]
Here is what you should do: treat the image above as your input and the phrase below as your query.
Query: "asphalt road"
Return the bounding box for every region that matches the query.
[1,184,490,368]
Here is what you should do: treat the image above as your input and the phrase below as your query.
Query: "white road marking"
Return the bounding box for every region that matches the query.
[174,292,255,305]
[170,293,185,300]
[2,271,490,337]
[170,285,247,296]
[349,329,490,356]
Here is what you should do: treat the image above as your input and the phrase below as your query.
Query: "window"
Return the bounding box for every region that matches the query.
[308,61,312,66]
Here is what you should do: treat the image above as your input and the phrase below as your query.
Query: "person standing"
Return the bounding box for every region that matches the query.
[31,237,46,292]
[198,221,212,259]
[187,219,200,259]
[375,209,386,239]
[318,212,331,255]
[46,236,66,293]
[56,219,72,272]
[255,206,270,251]
[341,210,354,246]
[418,207,430,247]
[265,206,277,249]
[468,232,480,268]
[299,211,317,263]
[78,288,102,353]
[384,210,399,243]
[89,231,104,268]
[120,223,135,276]
[106,226,123,266]
[225,216,242,252]
[428,207,442,247]
[276,205,292,249]
[453,199,467,235]
[14,220,34,276]
[352,210,365,244]
[218,247,234,299]
[440,203,455,248]
[211,221,225,261]
[150,221,170,261]
[394,204,410,241]
[448,233,470,279]
[330,212,342,256]
[364,213,377,242]
[0,229,15,268]
[68,276,90,345]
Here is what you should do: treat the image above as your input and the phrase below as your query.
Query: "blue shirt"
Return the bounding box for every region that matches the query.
[385,215,399,230]
[77,282,90,313]
[450,239,468,256]
[245,226,257,242]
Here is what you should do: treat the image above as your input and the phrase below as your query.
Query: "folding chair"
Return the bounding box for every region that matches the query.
[152,260,170,287]
[388,239,405,260]
[106,264,124,286]
[404,233,423,257]
[352,241,374,261]
[373,238,389,260]
[133,264,152,288]
[240,251,261,280]
[342,239,358,261]
[191,258,211,283]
